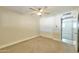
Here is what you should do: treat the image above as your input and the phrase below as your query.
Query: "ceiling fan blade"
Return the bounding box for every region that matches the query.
[41,6,47,13]
[29,8,39,11]
[29,11,37,14]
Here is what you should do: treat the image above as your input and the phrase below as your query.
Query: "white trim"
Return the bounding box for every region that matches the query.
[40,34,61,41]
[0,35,39,49]
[40,34,53,39]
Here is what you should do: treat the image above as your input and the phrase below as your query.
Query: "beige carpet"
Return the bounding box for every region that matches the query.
[0,36,76,53]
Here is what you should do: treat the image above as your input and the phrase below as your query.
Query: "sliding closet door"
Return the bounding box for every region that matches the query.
[61,12,77,44]
[61,12,78,45]
[62,18,73,44]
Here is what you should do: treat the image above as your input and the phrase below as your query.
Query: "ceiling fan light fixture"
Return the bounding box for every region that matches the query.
[40,9,43,12]
[37,12,42,15]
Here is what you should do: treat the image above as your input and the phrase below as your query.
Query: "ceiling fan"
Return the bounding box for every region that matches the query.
[29,6,49,16]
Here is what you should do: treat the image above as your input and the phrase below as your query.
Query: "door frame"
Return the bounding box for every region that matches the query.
[61,17,73,42]
[77,13,79,52]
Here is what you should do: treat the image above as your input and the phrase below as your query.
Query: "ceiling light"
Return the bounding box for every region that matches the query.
[37,12,42,15]
[40,9,43,12]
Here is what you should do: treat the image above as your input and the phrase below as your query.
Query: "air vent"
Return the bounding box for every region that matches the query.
[61,12,75,20]
[63,12,72,16]
[61,16,74,20]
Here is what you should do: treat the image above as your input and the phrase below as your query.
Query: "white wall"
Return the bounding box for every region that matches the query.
[40,14,62,41]
[40,16,55,39]
[0,8,39,47]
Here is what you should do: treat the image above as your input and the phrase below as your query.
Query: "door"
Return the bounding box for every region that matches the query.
[62,18,73,44]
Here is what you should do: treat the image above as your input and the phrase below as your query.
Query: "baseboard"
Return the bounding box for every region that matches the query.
[40,34,61,41]
[0,35,39,49]
[40,34,53,39]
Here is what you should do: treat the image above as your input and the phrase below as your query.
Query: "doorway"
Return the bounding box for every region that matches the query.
[61,12,77,45]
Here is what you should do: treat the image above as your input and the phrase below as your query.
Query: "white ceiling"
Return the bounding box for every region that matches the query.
[2,6,79,15]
